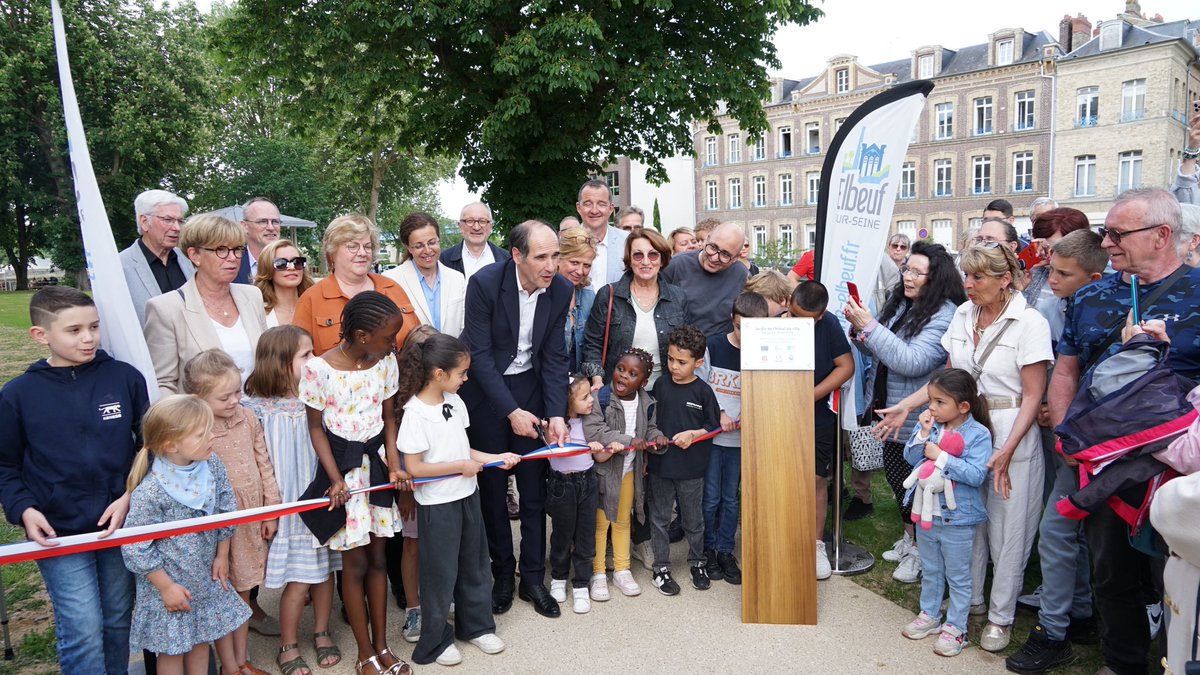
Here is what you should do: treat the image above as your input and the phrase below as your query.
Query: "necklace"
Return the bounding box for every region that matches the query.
[338,343,366,370]
[199,291,233,318]
[972,291,1013,338]
[630,282,658,310]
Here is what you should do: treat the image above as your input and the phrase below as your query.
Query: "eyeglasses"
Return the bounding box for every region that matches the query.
[579,200,611,210]
[343,242,376,254]
[704,242,736,263]
[1098,224,1162,245]
[459,218,492,228]
[900,265,928,277]
[890,243,909,251]
[272,256,307,270]
[153,214,185,227]
[244,218,282,228]
[974,241,1003,250]
[631,250,661,263]
[407,240,439,253]
[202,245,246,259]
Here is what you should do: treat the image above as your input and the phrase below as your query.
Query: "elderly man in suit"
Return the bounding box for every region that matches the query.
[119,189,196,325]
[233,197,282,284]
[460,220,572,619]
[576,179,628,293]
[440,201,512,281]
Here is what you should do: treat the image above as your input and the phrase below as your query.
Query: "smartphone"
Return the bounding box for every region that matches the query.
[1017,243,1043,271]
[1131,274,1141,322]
[846,282,861,305]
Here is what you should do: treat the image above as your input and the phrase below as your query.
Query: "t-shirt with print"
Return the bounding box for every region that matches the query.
[650,377,720,480]
[699,334,741,448]
[1059,265,1200,379]
[813,312,852,427]
[399,392,474,506]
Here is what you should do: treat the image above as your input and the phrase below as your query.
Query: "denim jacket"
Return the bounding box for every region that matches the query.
[903,416,992,526]
[565,285,597,376]
[581,272,689,381]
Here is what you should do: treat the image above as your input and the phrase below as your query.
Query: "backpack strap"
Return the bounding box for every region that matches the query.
[1082,264,1191,376]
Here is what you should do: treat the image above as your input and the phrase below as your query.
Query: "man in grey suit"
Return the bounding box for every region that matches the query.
[119,189,195,325]
[576,178,628,293]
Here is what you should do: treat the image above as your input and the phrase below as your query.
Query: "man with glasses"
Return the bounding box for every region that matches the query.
[576,178,628,292]
[120,189,195,325]
[1048,188,1200,675]
[441,201,511,280]
[661,221,749,337]
[234,197,282,283]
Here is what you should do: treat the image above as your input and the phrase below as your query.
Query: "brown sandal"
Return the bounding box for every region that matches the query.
[276,644,311,675]
[312,631,341,668]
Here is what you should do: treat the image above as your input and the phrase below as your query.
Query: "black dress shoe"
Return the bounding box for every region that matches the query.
[492,577,514,615]
[843,497,874,521]
[518,583,561,618]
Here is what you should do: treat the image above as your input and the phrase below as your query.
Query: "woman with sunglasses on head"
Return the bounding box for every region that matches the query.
[144,215,270,397]
[254,239,315,328]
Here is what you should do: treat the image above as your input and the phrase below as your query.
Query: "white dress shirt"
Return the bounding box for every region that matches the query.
[462,244,496,280]
[589,231,610,294]
[504,265,545,375]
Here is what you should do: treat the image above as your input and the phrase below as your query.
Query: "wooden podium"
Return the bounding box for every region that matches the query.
[740,318,816,624]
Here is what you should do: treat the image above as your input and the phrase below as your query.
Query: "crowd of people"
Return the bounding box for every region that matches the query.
[1,111,1200,675]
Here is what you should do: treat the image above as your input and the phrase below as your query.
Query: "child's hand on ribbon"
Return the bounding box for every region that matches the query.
[390,468,414,493]
[327,479,349,511]
[720,412,737,433]
[672,431,696,449]
[497,453,522,470]
[631,437,650,452]
[587,442,605,453]
[459,460,484,478]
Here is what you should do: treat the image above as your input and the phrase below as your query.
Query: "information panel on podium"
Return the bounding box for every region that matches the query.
[740,317,816,625]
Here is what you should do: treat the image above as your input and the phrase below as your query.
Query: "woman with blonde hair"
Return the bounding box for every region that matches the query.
[878,242,1053,653]
[254,239,314,327]
[558,227,599,374]
[292,214,420,355]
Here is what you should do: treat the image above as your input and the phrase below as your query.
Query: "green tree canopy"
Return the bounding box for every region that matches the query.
[218,0,822,230]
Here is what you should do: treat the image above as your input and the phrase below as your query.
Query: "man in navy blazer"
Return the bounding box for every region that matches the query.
[440,201,512,280]
[459,220,571,619]
[233,198,281,284]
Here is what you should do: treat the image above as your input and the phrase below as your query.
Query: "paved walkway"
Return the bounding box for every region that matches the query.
[235,540,1008,674]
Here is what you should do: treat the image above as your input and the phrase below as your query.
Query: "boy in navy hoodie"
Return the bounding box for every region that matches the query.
[0,286,149,674]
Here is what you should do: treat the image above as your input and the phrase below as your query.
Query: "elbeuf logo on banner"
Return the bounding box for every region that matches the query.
[834,128,891,226]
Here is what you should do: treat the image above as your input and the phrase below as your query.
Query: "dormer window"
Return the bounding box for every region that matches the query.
[996,38,1014,65]
[1100,21,1122,50]
[835,68,850,93]
[918,54,934,79]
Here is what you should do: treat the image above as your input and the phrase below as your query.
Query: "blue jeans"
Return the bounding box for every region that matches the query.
[703,445,741,553]
[36,548,134,675]
[1037,454,1093,641]
[916,521,975,633]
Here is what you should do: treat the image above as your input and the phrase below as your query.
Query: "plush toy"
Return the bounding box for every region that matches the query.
[902,429,965,530]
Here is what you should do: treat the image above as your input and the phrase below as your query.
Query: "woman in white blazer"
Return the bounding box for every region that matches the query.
[384,212,466,337]
[143,215,268,397]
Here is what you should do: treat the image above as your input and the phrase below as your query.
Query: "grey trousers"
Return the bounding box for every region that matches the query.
[648,475,705,570]
[412,490,495,665]
[1037,454,1093,641]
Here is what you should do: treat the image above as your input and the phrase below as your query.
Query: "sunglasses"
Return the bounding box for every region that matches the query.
[631,250,661,262]
[272,256,307,270]
[890,243,909,251]
[1097,224,1162,245]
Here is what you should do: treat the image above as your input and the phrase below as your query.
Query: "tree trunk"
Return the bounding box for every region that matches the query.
[368,149,383,223]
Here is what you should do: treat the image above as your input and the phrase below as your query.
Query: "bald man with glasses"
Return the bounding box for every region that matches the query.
[660,222,749,337]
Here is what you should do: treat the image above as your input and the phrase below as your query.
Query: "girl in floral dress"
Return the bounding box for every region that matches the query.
[298,291,413,675]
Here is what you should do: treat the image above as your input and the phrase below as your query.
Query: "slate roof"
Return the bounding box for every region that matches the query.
[1060,18,1200,60]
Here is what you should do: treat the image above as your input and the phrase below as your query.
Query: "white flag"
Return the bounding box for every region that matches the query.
[51,0,156,401]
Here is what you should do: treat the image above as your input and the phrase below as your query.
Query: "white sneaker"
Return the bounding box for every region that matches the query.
[883,532,913,563]
[572,587,591,614]
[612,569,642,596]
[893,550,922,584]
[902,611,942,640]
[815,540,832,580]
[979,622,1011,652]
[469,632,505,655]
[447,602,455,620]
[549,578,567,603]
[631,540,654,571]
[589,573,610,602]
[436,642,462,666]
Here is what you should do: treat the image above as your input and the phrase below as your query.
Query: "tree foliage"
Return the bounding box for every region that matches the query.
[218,0,822,231]
[0,0,220,285]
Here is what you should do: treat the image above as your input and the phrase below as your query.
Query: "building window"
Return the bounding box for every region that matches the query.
[834,117,846,133]
[1118,150,1143,192]
[752,138,765,161]
[932,219,954,247]
[974,97,993,136]
[1014,90,1036,130]
[728,178,742,209]
[805,224,817,250]
[1074,155,1096,197]
[1012,151,1034,192]
[900,162,916,199]
[996,38,1014,66]
[705,180,718,210]
[805,122,820,155]
[897,220,918,243]
[752,225,767,255]
[806,172,820,205]
[1121,79,1146,122]
[835,68,850,93]
[972,156,992,194]
[778,126,792,158]
[779,224,794,253]
[934,159,952,197]
[935,102,953,140]
[779,173,793,206]
[705,137,717,165]
[918,54,934,79]
[728,133,741,163]
[605,171,620,196]
[1076,87,1099,128]
[753,175,767,207]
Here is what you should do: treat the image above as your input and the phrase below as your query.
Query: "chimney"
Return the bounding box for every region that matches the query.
[1060,15,1073,53]
[1071,14,1092,48]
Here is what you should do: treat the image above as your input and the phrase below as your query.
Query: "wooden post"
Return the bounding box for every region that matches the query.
[740,318,816,624]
